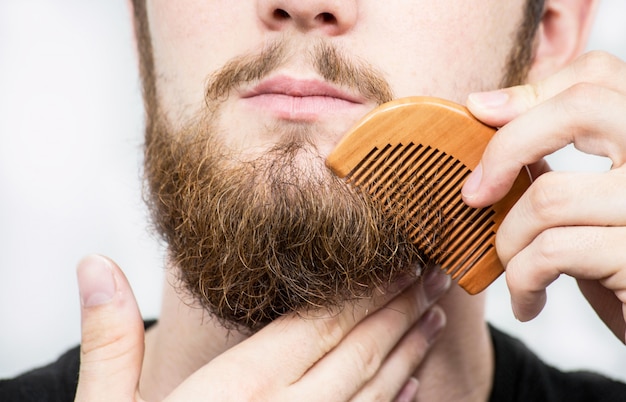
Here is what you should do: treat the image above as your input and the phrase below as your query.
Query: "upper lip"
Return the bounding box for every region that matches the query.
[240,75,366,104]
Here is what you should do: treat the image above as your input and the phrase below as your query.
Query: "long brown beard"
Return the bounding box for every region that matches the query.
[144,41,426,332]
[139,0,544,329]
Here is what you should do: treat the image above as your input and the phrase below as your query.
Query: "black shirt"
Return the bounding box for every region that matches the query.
[488,325,625,401]
[1,324,624,401]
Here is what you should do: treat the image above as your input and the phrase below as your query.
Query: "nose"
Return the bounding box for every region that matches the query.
[257,0,357,35]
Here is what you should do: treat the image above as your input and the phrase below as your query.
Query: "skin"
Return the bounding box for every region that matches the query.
[74,0,626,401]
[463,51,626,341]
[146,0,524,158]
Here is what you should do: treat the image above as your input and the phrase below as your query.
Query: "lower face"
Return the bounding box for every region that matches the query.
[141,0,529,331]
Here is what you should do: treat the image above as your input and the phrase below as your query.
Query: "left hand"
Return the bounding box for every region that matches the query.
[461,51,626,343]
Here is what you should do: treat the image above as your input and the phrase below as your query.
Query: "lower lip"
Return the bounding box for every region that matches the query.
[241,94,362,121]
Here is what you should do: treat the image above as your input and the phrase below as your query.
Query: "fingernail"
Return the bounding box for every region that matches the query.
[468,90,509,109]
[395,377,419,402]
[462,162,483,198]
[418,307,446,344]
[77,255,117,307]
[423,268,451,302]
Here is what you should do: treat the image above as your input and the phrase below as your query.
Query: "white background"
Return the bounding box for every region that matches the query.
[1,0,626,381]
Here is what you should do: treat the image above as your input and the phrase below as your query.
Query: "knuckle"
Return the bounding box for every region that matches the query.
[554,82,605,124]
[81,315,126,355]
[565,81,600,103]
[532,228,563,267]
[526,173,570,222]
[79,309,144,362]
[563,82,603,110]
[80,331,134,364]
[521,82,543,106]
[505,255,545,299]
[350,334,383,378]
[312,316,347,354]
[575,51,624,83]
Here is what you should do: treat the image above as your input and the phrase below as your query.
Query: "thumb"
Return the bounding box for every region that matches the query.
[74,255,144,402]
[466,85,539,127]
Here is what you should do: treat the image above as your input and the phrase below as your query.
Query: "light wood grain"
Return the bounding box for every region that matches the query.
[326,97,531,294]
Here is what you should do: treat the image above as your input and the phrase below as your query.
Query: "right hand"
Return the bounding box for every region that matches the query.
[74,255,449,402]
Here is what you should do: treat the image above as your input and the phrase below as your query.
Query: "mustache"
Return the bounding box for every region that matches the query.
[205,39,394,107]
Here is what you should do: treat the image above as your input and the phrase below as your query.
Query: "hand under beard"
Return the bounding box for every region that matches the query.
[143,41,427,332]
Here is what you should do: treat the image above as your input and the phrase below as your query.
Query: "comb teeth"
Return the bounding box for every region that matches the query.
[326,97,532,294]
[345,142,497,283]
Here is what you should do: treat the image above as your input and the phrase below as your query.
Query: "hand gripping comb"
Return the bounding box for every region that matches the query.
[326,97,532,294]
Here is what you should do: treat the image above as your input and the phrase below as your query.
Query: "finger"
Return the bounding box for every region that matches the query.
[393,377,420,402]
[169,271,433,401]
[222,267,424,387]
[496,169,626,265]
[527,158,551,180]
[351,306,446,402]
[292,269,450,401]
[505,226,626,322]
[463,52,626,207]
[463,84,626,207]
[75,255,144,402]
[468,51,626,127]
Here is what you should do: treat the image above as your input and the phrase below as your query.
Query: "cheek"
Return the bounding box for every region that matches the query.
[355,3,521,100]
[147,1,259,124]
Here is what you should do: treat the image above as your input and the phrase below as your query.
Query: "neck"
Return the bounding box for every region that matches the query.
[415,285,494,401]
[139,271,494,401]
[139,272,248,401]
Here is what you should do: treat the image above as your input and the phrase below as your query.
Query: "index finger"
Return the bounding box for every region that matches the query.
[462,52,626,207]
[468,51,626,127]
[223,265,450,389]
[216,271,421,384]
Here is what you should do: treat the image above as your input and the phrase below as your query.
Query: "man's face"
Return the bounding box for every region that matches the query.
[138,0,531,331]
[146,0,526,155]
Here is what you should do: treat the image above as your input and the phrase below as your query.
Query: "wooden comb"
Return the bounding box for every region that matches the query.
[326,97,531,294]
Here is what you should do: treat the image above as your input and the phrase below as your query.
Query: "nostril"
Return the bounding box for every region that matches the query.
[267,9,342,30]
[273,9,290,20]
[317,12,337,24]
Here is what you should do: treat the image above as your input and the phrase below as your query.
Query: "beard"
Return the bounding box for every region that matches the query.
[144,40,427,332]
